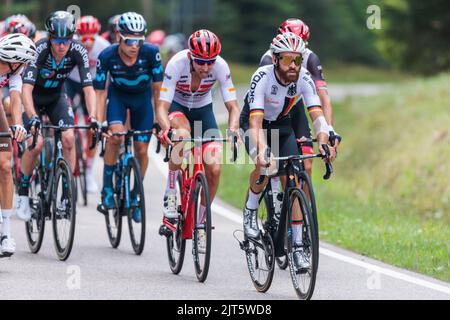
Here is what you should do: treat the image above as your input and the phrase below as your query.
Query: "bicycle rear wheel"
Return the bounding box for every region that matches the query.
[126,157,146,255]
[52,159,77,261]
[192,173,211,282]
[25,169,46,253]
[166,171,186,274]
[105,163,122,248]
[286,188,318,300]
[75,130,87,206]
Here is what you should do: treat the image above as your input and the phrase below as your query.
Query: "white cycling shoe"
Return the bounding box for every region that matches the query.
[16,196,32,221]
[0,235,16,256]
[163,193,178,219]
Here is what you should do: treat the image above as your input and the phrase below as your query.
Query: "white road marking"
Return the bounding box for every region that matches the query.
[149,140,450,295]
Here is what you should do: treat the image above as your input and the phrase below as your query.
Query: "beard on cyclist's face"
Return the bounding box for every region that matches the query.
[277,52,301,83]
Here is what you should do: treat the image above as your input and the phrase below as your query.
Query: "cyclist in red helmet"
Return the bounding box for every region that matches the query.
[156,29,240,232]
[66,15,110,193]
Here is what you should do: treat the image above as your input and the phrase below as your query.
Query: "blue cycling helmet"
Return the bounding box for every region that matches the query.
[45,11,76,38]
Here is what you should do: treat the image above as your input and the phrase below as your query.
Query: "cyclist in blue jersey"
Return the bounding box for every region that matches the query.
[95,12,163,222]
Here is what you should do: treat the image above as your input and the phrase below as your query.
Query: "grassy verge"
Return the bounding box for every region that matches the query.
[228,62,412,85]
[217,73,450,282]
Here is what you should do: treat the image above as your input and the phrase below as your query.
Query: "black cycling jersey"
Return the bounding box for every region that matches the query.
[22,38,93,91]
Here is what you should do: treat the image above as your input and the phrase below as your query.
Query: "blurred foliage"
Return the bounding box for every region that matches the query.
[1,0,449,74]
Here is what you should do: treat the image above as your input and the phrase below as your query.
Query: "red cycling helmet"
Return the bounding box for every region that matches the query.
[278,18,310,41]
[188,29,221,60]
[77,15,101,35]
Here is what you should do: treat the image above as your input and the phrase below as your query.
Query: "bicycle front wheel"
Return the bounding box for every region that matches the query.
[25,169,46,253]
[286,188,318,300]
[126,157,146,255]
[192,173,211,282]
[75,130,87,206]
[52,159,77,261]
[166,171,185,274]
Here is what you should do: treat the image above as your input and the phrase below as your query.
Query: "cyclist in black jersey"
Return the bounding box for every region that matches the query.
[17,11,99,220]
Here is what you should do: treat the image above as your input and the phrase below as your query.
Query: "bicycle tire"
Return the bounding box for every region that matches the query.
[105,163,122,248]
[51,159,77,261]
[245,232,275,293]
[166,172,186,275]
[75,131,87,206]
[126,157,146,255]
[286,188,318,300]
[192,173,212,282]
[25,169,46,254]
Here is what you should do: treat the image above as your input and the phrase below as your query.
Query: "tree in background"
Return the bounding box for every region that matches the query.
[379,0,450,75]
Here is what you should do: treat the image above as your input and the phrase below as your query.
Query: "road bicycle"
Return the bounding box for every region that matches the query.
[159,134,238,282]
[235,144,332,299]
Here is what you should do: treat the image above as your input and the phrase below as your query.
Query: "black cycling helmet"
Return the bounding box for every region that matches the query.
[45,11,76,38]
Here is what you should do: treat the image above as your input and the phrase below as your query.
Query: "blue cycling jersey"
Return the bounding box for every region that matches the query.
[94,43,163,94]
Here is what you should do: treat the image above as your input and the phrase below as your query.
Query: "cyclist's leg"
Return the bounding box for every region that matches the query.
[196,104,222,202]
[162,102,191,218]
[47,92,76,170]
[0,104,15,253]
[129,92,153,177]
[292,100,314,179]
[2,87,13,126]
[101,88,126,208]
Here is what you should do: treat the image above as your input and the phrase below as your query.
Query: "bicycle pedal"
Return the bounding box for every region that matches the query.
[158,224,172,237]
[96,204,107,216]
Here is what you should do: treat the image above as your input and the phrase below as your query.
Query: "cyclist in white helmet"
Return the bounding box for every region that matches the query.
[241,32,336,269]
[0,33,37,257]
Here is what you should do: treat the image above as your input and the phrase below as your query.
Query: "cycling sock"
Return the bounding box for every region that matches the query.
[1,210,12,238]
[18,172,30,196]
[165,170,179,194]
[271,177,281,193]
[103,164,115,190]
[292,222,303,246]
[246,189,262,210]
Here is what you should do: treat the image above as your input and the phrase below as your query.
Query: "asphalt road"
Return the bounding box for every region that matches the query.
[1,139,449,300]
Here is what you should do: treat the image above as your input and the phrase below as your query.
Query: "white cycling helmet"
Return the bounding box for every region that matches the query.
[270,31,306,55]
[117,12,147,37]
[0,33,37,64]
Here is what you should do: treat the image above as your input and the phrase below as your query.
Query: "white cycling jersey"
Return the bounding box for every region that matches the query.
[68,35,110,83]
[0,68,24,97]
[247,64,321,121]
[159,49,237,109]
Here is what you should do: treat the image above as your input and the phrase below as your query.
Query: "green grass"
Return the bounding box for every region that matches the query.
[217,73,450,282]
[228,62,412,85]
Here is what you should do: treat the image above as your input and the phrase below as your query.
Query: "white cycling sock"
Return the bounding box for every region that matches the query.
[292,222,303,246]
[246,189,262,210]
[165,170,179,195]
[2,209,13,238]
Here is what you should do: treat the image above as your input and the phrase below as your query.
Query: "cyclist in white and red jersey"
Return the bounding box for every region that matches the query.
[66,15,110,193]
[0,33,37,257]
[156,29,240,223]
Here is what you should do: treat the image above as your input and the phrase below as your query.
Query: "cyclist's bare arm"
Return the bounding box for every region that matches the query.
[224,100,240,131]
[152,81,162,113]
[22,83,37,118]
[307,107,335,161]
[95,89,107,123]
[155,99,171,131]
[9,90,23,126]
[83,85,97,119]
[249,111,268,163]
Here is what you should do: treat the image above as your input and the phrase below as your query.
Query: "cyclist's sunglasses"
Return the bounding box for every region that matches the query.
[50,37,72,45]
[279,55,302,67]
[120,34,144,47]
[193,58,216,66]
